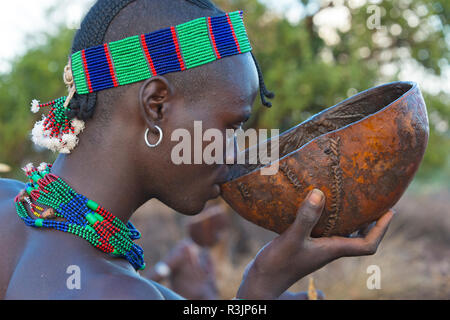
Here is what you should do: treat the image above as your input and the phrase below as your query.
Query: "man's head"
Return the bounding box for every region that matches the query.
[65,0,272,215]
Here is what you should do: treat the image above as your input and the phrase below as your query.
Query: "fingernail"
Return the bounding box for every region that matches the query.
[308,189,323,206]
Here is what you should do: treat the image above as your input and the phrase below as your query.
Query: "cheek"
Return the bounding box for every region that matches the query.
[164,118,227,165]
[162,104,227,181]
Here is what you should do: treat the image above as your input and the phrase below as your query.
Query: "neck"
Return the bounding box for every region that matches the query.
[50,148,148,224]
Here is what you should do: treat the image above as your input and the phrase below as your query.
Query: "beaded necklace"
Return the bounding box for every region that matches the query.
[15,163,145,271]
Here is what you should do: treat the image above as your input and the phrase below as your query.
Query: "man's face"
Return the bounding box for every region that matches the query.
[155,53,259,215]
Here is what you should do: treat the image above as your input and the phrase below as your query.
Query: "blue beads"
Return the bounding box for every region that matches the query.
[83,44,115,92]
[143,28,183,75]
[210,15,240,57]
[15,164,146,271]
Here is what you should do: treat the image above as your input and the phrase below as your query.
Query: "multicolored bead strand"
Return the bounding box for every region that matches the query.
[30,97,85,154]
[71,11,251,94]
[15,163,145,271]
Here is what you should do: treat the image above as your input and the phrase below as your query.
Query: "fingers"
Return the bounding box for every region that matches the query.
[330,209,395,257]
[364,209,395,246]
[358,221,377,237]
[290,189,325,239]
[349,221,376,238]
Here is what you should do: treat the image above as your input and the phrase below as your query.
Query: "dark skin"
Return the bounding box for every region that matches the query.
[0,2,394,299]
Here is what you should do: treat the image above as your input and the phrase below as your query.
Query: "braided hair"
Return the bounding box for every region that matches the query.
[67,0,274,122]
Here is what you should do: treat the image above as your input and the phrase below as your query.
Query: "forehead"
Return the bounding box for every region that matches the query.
[209,53,259,112]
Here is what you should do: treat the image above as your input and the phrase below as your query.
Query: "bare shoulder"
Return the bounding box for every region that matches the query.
[76,270,184,300]
[0,178,26,230]
[0,179,28,299]
[0,178,25,224]
[0,178,25,202]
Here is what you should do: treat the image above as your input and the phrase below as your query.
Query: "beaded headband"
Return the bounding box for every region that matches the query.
[30,11,252,153]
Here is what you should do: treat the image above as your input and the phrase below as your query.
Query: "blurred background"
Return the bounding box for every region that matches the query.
[0,0,448,299]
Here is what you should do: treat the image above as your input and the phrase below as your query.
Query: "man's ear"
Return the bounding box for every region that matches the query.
[139,76,173,132]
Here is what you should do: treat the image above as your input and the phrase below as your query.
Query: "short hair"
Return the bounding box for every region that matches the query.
[67,0,274,122]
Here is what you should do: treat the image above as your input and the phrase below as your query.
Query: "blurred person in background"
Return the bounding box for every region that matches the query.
[146,202,229,299]
[148,201,325,300]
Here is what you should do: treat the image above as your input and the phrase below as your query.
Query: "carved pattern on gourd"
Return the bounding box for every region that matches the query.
[237,182,251,201]
[279,162,302,190]
[322,136,343,236]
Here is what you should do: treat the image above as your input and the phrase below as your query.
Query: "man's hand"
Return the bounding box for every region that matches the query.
[147,239,219,299]
[237,188,394,300]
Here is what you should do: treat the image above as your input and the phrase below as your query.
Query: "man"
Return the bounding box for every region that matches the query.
[0,0,393,299]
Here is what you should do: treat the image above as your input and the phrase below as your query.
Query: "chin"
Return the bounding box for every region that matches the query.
[166,194,210,216]
[175,202,207,216]
[161,182,220,216]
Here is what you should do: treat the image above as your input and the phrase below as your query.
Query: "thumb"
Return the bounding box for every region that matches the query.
[291,189,325,238]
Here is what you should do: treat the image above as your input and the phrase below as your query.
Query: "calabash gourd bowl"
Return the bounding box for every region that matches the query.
[220,81,429,237]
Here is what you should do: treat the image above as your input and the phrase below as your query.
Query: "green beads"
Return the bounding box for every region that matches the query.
[71,51,89,94]
[112,249,121,256]
[85,213,98,225]
[109,35,151,86]
[176,17,216,69]
[85,212,106,225]
[35,219,44,227]
[138,263,146,271]
[228,11,252,52]
[85,225,96,234]
[86,199,99,211]
[31,173,41,183]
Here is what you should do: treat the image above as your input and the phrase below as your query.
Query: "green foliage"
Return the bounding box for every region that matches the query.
[0,0,448,185]
[0,26,74,178]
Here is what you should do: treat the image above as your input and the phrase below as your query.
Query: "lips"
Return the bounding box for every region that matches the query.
[212,184,221,197]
